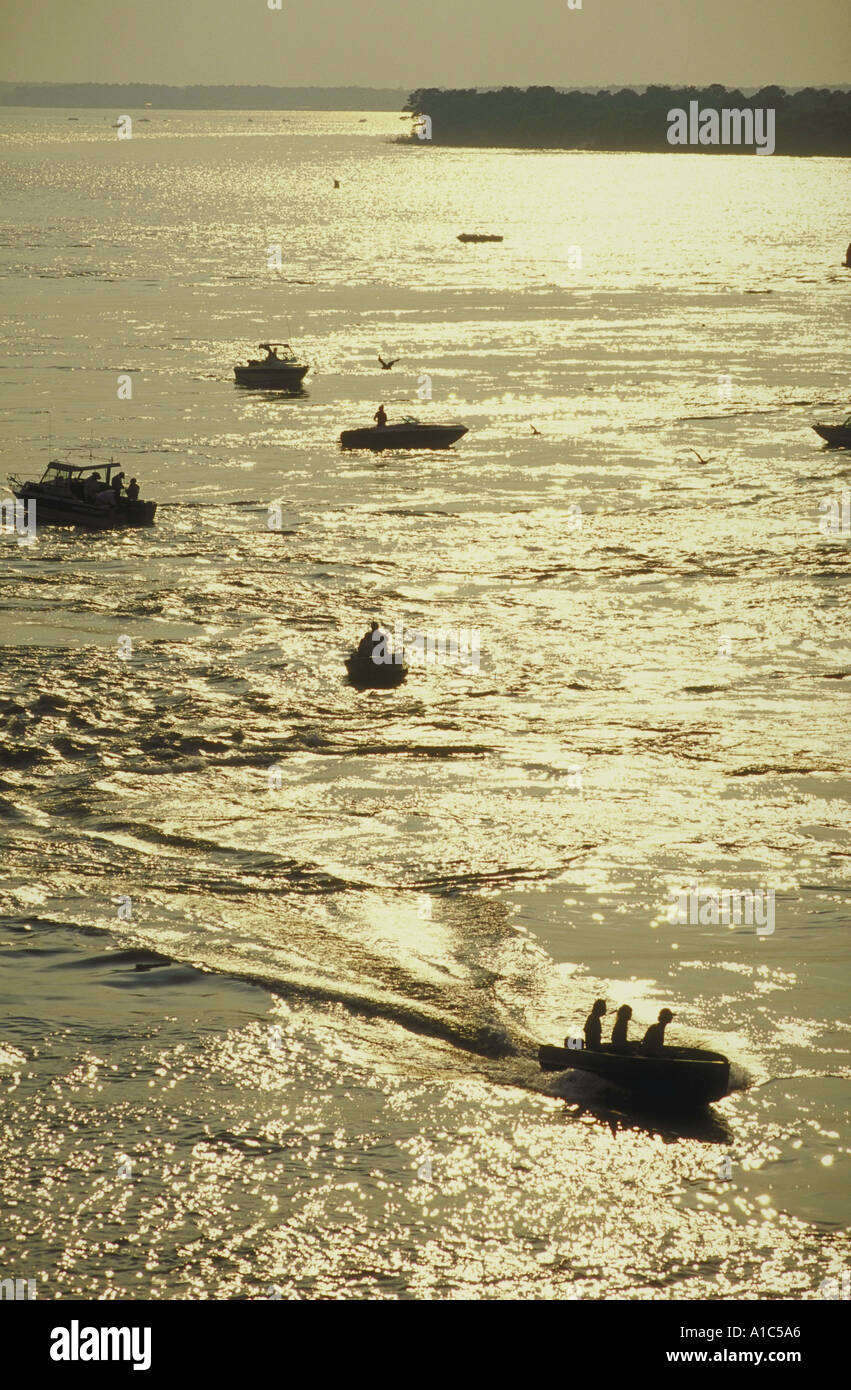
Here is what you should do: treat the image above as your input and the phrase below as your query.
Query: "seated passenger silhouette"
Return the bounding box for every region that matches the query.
[642,1008,674,1054]
[611,1004,632,1048]
[583,999,607,1050]
[357,620,383,661]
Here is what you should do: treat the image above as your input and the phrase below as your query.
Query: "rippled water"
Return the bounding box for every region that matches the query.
[0,109,849,1300]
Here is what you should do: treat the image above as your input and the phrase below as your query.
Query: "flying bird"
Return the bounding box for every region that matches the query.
[378,355,400,370]
[689,448,714,464]
[530,424,542,436]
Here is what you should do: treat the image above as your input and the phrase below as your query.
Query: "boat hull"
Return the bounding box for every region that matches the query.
[345,654,408,689]
[14,490,156,529]
[539,1042,731,1107]
[340,424,468,451]
[813,424,851,448]
[234,365,309,390]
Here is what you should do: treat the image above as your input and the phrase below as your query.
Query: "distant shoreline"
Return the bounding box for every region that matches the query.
[402,86,851,157]
[0,83,407,110]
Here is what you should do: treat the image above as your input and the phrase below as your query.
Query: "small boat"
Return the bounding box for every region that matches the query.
[457,233,503,243]
[340,419,468,451]
[345,652,408,689]
[234,342,309,390]
[538,1041,731,1108]
[812,416,851,448]
[10,460,156,530]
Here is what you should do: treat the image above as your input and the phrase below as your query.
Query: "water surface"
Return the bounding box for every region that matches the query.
[1,109,849,1299]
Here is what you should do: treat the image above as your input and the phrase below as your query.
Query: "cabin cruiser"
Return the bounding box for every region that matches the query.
[340,418,468,451]
[812,415,851,448]
[234,342,309,390]
[10,460,156,529]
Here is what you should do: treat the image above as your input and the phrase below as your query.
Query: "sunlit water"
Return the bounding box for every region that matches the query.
[0,109,849,1300]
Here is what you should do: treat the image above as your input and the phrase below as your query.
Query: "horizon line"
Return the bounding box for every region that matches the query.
[2,79,849,92]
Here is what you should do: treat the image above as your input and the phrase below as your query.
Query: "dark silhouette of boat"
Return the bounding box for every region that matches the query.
[812,416,851,448]
[234,342,309,390]
[10,460,156,529]
[345,652,408,689]
[340,420,468,451]
[457,233,503,243]
[539,1041,731,1108]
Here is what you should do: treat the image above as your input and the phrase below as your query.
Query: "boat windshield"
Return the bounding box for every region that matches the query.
[260,343,296,361]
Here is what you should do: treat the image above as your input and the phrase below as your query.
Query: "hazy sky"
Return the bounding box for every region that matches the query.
[1,0,848,89]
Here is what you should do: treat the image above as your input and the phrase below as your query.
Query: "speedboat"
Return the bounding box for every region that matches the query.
[538,1041,731,1108]
[340,419,468,451]
[812,416,851,448]
[10,460,156,529]
[234,342,309,390]
[457,233,503,243]
[345,651,408,689]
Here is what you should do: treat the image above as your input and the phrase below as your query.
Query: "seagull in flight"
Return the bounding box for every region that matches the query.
[689,448,714,464]
[378,355,400,370]
[530,424,542,436]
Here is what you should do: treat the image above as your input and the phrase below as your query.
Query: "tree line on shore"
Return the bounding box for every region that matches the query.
[403,86,851,155]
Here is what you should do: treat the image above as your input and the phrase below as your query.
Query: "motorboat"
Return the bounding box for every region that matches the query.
[340,419,468,451]
[812,416,851,448]
[457,233,503,243]
[345,652,408,689]
[234,342,309,390]
[538,1041,731,1108]
[9,460,156,529]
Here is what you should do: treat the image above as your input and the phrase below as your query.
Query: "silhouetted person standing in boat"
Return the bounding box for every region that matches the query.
[374,404,388,429]
[642,1008,674,1054]
[111,470,125,497]
[125,477,140,502]
[611,1004,632,1047]
[584,999,606,1049]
